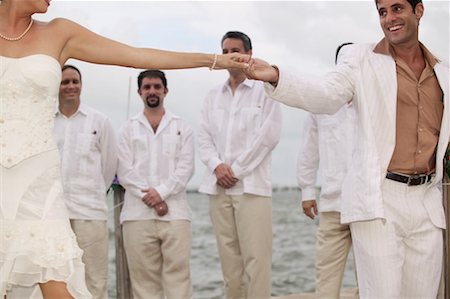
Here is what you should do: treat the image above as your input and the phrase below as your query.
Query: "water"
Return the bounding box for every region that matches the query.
[107,189,357,298]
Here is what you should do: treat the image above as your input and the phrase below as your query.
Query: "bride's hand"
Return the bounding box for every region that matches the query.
[213,53,251,70]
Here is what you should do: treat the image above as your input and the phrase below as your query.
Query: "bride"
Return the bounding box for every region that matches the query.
[0,0,248,298]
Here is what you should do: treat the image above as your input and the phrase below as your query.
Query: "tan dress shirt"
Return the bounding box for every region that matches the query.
[374,38,444,175]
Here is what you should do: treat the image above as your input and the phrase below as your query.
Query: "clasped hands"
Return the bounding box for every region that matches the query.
[223,53,280,85]
[214,163,238,189]
[141,187,168,217]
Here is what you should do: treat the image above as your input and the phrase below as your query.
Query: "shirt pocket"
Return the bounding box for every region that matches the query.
[239,107,262,132]
[162,134,181,158]
[132,135,147,152]
[75,133,97,157]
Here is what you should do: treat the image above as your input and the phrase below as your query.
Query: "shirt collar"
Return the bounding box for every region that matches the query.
[373,37,394,57]
[133,110,179,129]
[221,78,255,93]
[373,37,439,67]
[76,103,90,116]
[55,103,88,118]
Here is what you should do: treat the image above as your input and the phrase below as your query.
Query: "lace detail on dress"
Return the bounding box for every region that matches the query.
[0,79,57,168]
[0,55,60,168]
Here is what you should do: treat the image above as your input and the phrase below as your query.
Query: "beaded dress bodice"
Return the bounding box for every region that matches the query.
[0,55,61,168]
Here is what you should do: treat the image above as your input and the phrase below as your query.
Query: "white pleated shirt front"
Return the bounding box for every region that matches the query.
[117,111,194,224]
[198,79,282,197]
[297,104,356,212]
[54,104,118,220]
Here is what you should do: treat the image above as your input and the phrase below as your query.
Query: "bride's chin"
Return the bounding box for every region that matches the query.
[35,7,49,14]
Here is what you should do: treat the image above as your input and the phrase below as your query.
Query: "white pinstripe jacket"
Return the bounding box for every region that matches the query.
[266,43,450,226]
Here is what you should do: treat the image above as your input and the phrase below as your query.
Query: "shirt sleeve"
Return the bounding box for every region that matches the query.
[154,122,195,200]
[116,122,147,199]
[297,114,320,201]
[99,117,118,190]
[198,92,223,173]
[231,97,282,179]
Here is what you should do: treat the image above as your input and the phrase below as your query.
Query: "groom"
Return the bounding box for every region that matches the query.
[245,0,450,297]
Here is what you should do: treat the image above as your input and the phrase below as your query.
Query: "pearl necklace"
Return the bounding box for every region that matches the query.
[0,19,34,41]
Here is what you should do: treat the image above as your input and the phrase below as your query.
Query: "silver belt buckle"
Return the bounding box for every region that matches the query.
[407,174,428,186]
[406,175,415,186]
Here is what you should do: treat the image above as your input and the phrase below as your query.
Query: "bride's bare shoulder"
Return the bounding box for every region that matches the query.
[43,18,81,31]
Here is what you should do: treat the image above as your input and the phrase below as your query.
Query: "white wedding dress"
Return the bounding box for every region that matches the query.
[0,54,91,298]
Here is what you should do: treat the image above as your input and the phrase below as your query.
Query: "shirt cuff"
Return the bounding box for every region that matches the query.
[154,184,171,201]
[231,163,244,180]
[129,187,145,200]
[208,157,223,173]
[301,187,317,201]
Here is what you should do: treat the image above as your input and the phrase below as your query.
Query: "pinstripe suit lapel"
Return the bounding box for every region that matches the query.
[364,51,398,170]
[369,52,397,128]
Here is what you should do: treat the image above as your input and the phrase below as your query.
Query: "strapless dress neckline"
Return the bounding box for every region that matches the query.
[0,54,60,64]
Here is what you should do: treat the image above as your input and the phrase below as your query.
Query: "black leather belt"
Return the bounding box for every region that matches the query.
[386,172,433,186]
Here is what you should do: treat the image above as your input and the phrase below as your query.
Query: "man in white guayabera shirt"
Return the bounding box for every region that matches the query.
[54,65,117,299]
[298,103,357,299]
[117,70,194,299]
[298,43,358,299]
[198,31,282,299]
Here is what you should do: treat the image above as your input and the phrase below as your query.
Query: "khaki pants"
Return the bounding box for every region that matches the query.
[209,192,272,299]
[70,219,108,299]
[315,212,355,299]
[122,220,192,299]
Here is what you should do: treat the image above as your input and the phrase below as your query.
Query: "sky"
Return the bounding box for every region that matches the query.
[38,0,450,188]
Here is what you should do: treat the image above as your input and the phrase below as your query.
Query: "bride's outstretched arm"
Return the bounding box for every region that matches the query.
[54,18,249,70]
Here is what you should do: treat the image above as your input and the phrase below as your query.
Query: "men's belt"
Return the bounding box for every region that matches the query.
[385,172,434,186]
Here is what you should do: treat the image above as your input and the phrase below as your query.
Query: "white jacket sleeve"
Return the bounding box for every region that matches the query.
[198,93,223,173]
[116,123,147,199]
[297,114,320,201]
[99,117,118,189]
[231,98,282,179]
[264,45,356,115]
[155,123,195,200]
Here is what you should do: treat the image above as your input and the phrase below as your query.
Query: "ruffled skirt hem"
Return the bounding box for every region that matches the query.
[1,220,92,299]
